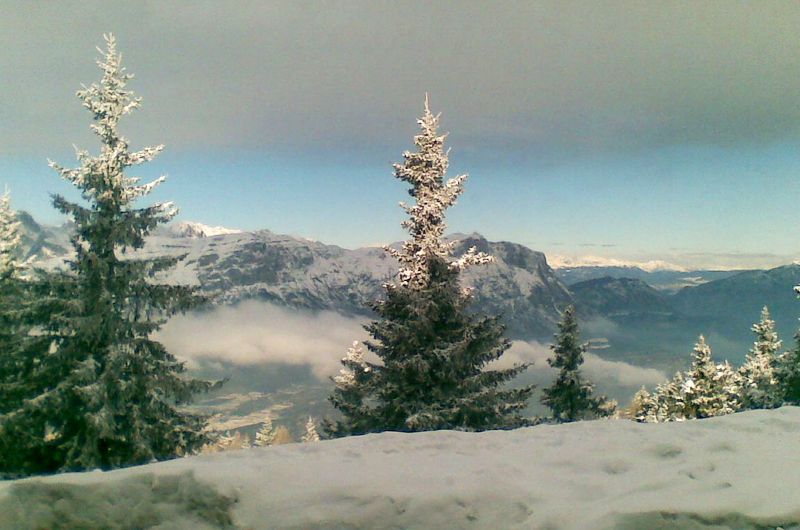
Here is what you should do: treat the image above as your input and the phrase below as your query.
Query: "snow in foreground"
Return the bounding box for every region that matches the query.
[3,408,800,529]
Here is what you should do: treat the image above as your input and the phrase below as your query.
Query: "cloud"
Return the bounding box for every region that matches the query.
[2,2,800,160]
[156,301,368,379]
[158,302,666,406]
[492,340,666,405]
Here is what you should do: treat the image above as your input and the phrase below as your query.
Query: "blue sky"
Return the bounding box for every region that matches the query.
[2,1,799,268]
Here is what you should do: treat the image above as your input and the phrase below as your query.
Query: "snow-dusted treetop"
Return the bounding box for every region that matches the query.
[333,341,368,387]
[0,188,21,278]
[302,417,320,443]
[385,96,492,289]
[48,34,175,229]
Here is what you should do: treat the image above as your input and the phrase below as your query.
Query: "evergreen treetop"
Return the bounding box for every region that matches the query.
[385,95,492,290]
[739,307,782,409]
[254,416,277,447]
[302,417,320,443]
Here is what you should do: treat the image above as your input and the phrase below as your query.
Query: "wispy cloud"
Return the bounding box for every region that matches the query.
[159,301,667,406]
[493,340,666,404]
[157,301,369,379]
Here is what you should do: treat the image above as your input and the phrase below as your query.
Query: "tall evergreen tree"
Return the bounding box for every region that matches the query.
[0,35,214,474]
[328,98,532,435]
[541,306,614,422]
[739,306,783,409]
[0,190,21,279]
[777,334,800,404]
[778,284,800,404]
[0,189,56,476]
[0,189,40,426]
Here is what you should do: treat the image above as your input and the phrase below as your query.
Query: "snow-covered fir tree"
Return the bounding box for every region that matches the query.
[635,336,740,422]
[541,306,614,422]
[774,283,800,405]
[254,416,277,447]
[739,307,783,409]
[0,35,215,475]
[683,336,741,418]
[327,98,532,436]
[631,387,659,422]
[633,372,690,423]
[325,342,373,435]
[302,417,320,443]
[0,188,36,425]
[0,190,56,476]
[777,335,800,405]
[0,190,21,279]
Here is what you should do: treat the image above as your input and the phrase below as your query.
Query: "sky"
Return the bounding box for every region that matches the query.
[2,1,800,269]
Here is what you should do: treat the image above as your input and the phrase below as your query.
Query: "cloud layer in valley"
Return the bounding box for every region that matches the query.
[158,301,666,405]
[157,301,369,379]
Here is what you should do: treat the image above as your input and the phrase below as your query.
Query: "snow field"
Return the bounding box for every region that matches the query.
[2,408,800,529]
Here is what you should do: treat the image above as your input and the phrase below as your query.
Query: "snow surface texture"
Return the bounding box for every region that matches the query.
[3,408,800,529]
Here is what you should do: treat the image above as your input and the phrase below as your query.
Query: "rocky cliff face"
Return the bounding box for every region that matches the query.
[24,218,573,339]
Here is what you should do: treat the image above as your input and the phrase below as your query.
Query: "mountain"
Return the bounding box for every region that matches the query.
[570,277,674,318]
[169,221,242,238]
[671,264,800,351]
[556,265,739,293]
[16,211,71,264]
[565,266,800,369]
[567,276,701,369]
[20,213,800,369]
[547,254,688,272]
[22,215,572,338]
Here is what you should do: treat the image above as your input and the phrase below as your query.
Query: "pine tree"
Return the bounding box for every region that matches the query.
[254,416,277,447]
[635,336,740,422]
[0,35,215,474]
[777,282,800,404]
[327,98,532,435]
[541,306,614,422]
[0,190,21,280]
[777,335,800,404]
[0,189,34,418]
[682,336,741,418]
[631,387,658,422]
[302,417,320,443]
[0,191,56,476]
[739,307,783,409]
[326,341,374,435]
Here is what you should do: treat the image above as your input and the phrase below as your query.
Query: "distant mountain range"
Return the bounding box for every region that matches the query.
[555,265,740,293]
[18,215,800,371]
[20,218,573,338]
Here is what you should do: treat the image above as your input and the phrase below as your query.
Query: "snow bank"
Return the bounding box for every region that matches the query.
[3,408,800,529]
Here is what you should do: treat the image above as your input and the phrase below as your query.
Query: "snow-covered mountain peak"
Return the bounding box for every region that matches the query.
[169,221,242,238]
[549,254,687,272]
